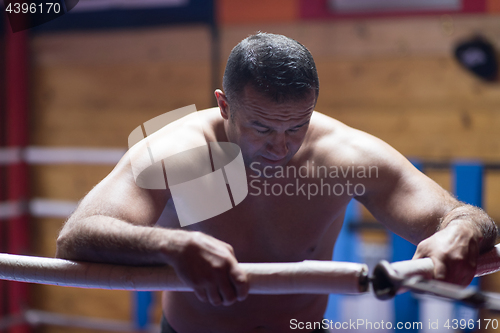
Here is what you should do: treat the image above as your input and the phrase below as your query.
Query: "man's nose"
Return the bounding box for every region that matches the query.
[267,132,288,159]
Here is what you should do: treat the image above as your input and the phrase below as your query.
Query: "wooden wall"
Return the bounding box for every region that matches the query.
[29,25,213,333]
[28,14,500,332]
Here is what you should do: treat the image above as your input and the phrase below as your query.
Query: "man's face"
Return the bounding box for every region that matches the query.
[217,85,316,171]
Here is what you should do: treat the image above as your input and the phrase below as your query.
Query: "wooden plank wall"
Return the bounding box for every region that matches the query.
[28,15,500,332]
[29,26,213,333]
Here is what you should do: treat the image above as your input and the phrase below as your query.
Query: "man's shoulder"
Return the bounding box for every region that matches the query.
[149,107,220,143]
[128,108,216,170]
[307,111,397,166]
[308,111,374,153]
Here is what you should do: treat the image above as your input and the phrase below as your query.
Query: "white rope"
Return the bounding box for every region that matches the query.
[0,199,78,219]
[0,148,22,165]
[391,243,500,279]
[1,245,499,296]
[24,147,125,165]
[29,199,78,218]
[0,254,369,295]
[0,147,125,165]
[0,201,26,219]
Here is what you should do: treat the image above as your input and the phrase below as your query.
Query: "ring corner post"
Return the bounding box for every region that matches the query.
[5,19,31,333]
[209,0,220,105]
[0,7,6,331]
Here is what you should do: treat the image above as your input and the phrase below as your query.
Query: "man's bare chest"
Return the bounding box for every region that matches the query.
[176,180,351,262]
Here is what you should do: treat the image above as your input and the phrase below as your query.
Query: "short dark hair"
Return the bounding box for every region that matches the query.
[222,32,319,106]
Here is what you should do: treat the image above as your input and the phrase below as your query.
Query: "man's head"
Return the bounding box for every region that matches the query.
[222,32,319,106]
[216,33,319,170]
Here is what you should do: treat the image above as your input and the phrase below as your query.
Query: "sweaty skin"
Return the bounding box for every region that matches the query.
[56,85,496,333]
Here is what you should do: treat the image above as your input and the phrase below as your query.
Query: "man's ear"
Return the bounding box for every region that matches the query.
[214,89,230,120]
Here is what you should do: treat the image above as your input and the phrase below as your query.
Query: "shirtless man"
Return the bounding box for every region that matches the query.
[56,33,497,333]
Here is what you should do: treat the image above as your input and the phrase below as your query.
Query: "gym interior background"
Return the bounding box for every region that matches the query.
[1,0,500,332]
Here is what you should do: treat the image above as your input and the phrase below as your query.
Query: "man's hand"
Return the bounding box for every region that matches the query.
[412,220,481,286]
[166,231,249,306]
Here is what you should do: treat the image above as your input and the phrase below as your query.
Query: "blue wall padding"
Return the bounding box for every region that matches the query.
[392,159,422,332]
[333,199,362,263]
[324,199,362,322]
[453,162,483,207]
[452,161,484,332]
[134,291,153,329]
[392,233,419,332]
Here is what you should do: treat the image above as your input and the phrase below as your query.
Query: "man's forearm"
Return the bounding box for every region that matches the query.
[439,204,498,253]
[56,215,183,266]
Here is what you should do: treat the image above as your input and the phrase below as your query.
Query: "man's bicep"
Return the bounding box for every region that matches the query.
[356,149,458,245]
[69,154,170,228]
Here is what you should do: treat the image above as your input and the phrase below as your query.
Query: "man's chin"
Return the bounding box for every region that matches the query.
[263,155,286,163]
[247,157,289,171]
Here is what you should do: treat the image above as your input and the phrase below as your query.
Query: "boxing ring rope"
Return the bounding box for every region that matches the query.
[0,243,499,295]
[390,243,500,280]
[0,254,369,294]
